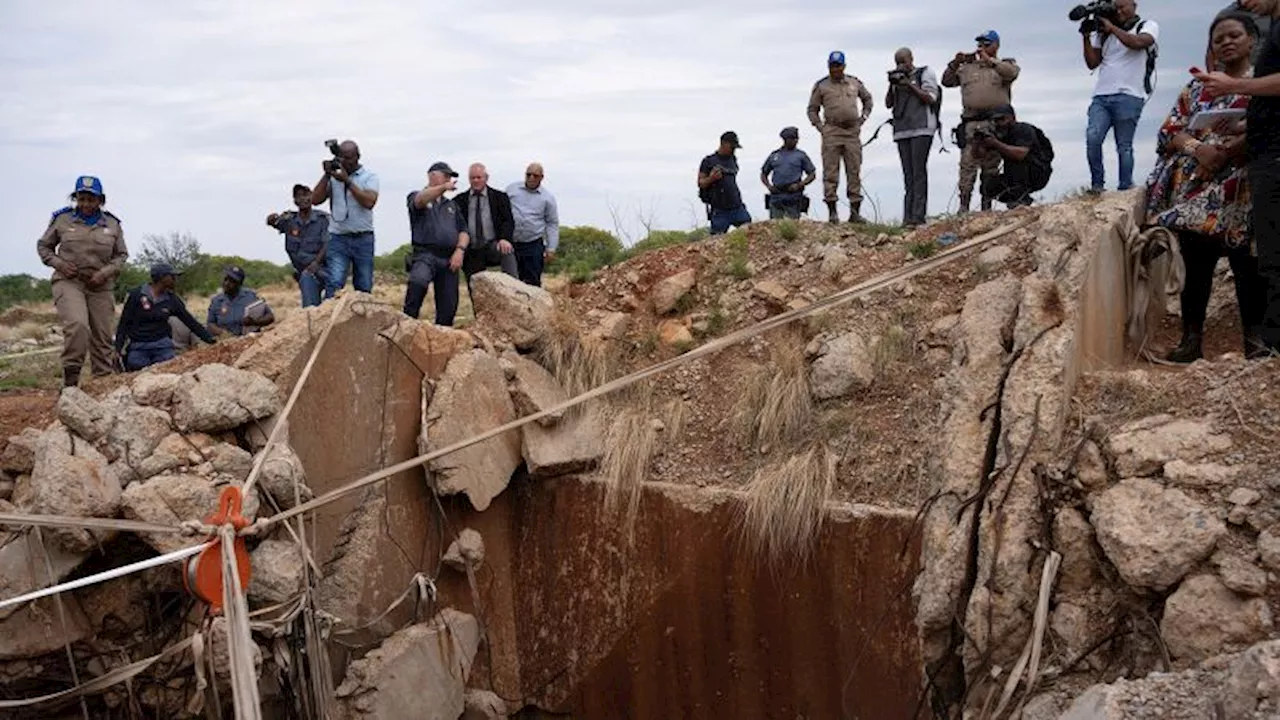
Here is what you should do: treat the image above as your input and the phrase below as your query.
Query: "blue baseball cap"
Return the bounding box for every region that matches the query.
[828,50,846,66]
[976,30,1000,44]
[150,263,182,280]
[74,176,103,197]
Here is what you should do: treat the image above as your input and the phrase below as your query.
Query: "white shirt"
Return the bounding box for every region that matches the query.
[1091,19,1159,98]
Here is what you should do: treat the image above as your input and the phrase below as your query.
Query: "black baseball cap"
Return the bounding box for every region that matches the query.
[150,263,182,280]
[780,126,800,139]
[721,131,742,149]
[429,162,459,177]
[224,265,246,283]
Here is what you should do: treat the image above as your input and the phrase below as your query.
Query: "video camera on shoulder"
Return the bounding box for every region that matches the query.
[1069,0,1118,34]
[887,68,910,85]
[323,139,342,175]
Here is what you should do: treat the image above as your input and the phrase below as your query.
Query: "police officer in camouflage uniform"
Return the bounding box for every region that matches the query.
[760,127,817,219]
[808,51,874,224]
[941,30,1020,214]
[36,176,128,387]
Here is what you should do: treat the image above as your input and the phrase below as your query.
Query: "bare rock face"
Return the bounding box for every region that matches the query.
[131,373,182,408]
[171,364,282,434]
[652,269,696,315]
[752,279,791,306]
[1161,575,1273,661]
[1221,640,1280,719]
[808,331,873,400]
[469,272,554,351]
[27,429,120,552]
[248,539,304,606]
[0,428,41,475]
[120,473,260,554]
[443,529,486,573]
[423,351,522,511]
[56,386,112,442]
[507,353,567,427]
[521,407,604,479]
[1090,478,1224,591]
[334,609,481,720]
[1105,415,1233,478]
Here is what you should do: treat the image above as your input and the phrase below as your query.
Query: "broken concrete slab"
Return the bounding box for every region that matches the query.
[521,407,604,479]
[334,609,481,720]
[423,350,522,512]
[171,363,282,434]
[507,353,568,427]
[469,272,555,351]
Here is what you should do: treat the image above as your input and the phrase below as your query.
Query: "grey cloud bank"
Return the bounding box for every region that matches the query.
[0,1,1215,275]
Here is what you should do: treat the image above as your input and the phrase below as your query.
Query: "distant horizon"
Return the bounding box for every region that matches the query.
[2,1,1209,277]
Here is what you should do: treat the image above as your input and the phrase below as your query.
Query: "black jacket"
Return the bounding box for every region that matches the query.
[452,187,515,246]
[114,284,214,351]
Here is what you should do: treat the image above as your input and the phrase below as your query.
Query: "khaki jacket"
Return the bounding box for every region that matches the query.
[807,75,874,132]
[37,208,128,286]
[941,56,1019,116]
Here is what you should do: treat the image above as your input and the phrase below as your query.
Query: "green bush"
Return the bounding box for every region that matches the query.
[549,226,624,277]
[621,228,708,260]
[375,244,412,279]
[113,254,295,301]
[0,274,53,311]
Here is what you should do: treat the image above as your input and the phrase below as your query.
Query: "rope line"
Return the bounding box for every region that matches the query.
[0,512,184,535]
[0,541,210,612]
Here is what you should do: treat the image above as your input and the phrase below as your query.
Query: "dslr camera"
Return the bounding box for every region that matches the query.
[972,127,995,142]
[1069,0,1118,34]
[887,68,911,85]
[323,139,342,175]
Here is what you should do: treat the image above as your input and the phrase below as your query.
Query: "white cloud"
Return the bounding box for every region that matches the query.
[0,0,1219,275]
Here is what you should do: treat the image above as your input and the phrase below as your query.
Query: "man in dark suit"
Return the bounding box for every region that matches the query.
[453,163,518,297]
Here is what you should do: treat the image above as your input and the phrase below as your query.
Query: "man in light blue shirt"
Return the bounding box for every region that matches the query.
[311,139,379,294]
[505,162,559,287]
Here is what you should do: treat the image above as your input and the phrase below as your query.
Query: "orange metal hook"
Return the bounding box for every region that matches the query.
[182,486,252,612]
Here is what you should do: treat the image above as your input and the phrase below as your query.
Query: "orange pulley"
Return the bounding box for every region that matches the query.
[182,486,252,612]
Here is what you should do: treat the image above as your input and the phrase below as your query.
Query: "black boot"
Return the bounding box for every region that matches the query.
[1166,327,1204,364]
[980,195,993,212]
[826,201,838,224]
[1245,328,1271,360]
[848,201,867,224]
[62,368,80,388]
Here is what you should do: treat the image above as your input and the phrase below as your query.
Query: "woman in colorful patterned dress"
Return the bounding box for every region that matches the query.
[1146,12,1268,362]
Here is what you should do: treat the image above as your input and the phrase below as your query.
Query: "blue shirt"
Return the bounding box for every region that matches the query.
[761,148,816,190]
[505,183,560,251]
[272,209,330,272]
[327,167,379,235]
[207,289,268,336]
[407,192,467,251]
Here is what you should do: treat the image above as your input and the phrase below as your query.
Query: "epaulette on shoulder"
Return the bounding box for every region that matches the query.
[813,76,830,89]
[103,210,121,223]
[1003,57,1018,63]
[49,207,73,223]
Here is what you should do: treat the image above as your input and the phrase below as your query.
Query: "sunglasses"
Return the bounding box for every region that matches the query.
[526,172,543,178]
[977,40,993,46]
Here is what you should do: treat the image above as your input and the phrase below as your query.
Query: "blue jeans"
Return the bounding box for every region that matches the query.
[125,338,176,371]
[1087,93,1146,191]
[326,232,375,294]
[297,269,329,308]
[710,205,752,235]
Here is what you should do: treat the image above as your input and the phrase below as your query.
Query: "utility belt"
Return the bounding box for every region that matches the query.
[764,193,809,211]
[952,111,995,150]
[404,245,455,272]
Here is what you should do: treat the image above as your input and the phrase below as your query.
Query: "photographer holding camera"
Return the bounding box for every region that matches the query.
[311,139,380,295]
[885,47,941,227]
[1078,0,1159,194]
[941,30,1020,214]
[976,105,1054,208]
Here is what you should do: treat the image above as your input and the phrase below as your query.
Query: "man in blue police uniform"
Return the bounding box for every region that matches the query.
[697,131,752,235]
[115,263,215,371]
[760,127,817,219]
[267,184,330,307]
[207,266,275,337]
[404,162,470,326]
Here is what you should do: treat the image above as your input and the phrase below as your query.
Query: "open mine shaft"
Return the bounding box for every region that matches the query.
[2,192,1279,719]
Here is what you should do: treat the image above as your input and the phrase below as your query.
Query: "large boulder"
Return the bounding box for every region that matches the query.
[56,386,112,441]
[1090,478,1224,591]
[248,539,304,606]
[506,353,567,427]
[423,351,522,511]
[809,331,873,400]
[136,432,216,480]
[462,690,508,720]
[1106,415,1233,477]
[334,609,481,720]
[0,527,87,622]
[442,529,486,573]
[120,473,260,554]
[256,442,312,510]
[26,429,120,552]
[521,408,604,478]
[1161,575,1273,661]
[1221,640,1280,718]
[131,372,182,408]
[651,269,696,315]
[171,364,282,434]
[469,272,554,351]
[0,428,41,475]
[105,404,174,467]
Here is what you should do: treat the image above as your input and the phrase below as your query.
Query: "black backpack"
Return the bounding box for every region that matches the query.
[1030,124,1055,168]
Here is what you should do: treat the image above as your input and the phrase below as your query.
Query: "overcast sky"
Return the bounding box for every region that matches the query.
[1,1,1218,276]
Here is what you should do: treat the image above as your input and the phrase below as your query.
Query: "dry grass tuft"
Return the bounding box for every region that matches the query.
[600,385,685,543]
[871,324,915,379]
[0,322,49,343]
[737,442,838,568]
[732,332,813,449]
[536,308,623,397]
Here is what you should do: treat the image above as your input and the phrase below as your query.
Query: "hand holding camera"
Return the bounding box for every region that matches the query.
[888,68,911,85]
[323,138,347,180]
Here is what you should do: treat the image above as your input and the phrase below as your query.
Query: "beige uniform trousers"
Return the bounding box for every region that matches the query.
[52,278,116,377]
[959,119,1002,209]
[820,126,863,204]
